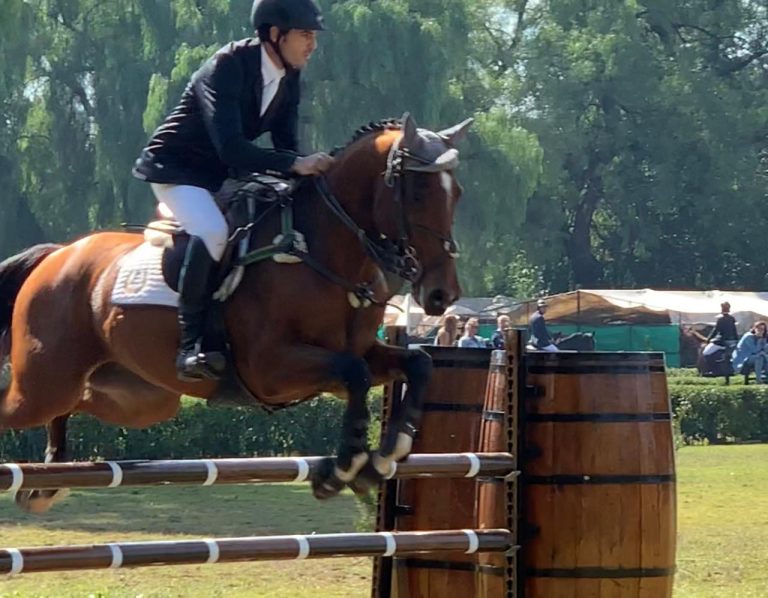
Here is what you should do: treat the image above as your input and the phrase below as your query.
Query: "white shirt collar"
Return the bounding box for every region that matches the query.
[260,44,285,87]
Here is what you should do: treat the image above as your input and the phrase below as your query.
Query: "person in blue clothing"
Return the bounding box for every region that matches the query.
[133,0,333,381]
[528,298,558,352]
[458,318,488,348]
[732,321,768,383]
[490,314,511,349]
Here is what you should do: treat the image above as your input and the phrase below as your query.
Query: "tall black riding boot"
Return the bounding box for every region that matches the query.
[176,236,225,382]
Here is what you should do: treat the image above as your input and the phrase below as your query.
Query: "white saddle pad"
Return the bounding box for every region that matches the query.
[111,242,179,308]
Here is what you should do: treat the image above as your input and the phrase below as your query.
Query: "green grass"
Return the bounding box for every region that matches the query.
[0,446,766,597]
[0,485,372,597]
[674,444,768,597]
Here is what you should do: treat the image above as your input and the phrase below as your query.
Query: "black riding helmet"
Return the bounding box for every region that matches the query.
[251,0,325,32]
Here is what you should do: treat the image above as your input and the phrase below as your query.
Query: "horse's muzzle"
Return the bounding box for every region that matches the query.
[423,288,455,316]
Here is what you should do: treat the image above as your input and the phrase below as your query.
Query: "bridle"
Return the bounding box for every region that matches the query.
[306,135,460,306]
[383,136,461,271]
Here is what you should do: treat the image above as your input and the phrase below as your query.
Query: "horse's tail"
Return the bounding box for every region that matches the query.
[0,244,63,337]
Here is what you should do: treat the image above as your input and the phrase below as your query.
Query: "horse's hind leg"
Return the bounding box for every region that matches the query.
[15,414,72,514]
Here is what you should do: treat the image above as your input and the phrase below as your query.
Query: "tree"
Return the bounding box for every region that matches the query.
[516,0,768,290]
[0,1,46,256]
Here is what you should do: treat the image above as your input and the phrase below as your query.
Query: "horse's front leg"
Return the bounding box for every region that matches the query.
[249,345,374,500]
[353,342,432,490]
[311,351,375,499]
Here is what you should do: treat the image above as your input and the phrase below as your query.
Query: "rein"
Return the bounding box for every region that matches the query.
[304,140,459,307]
[234,131,460,309]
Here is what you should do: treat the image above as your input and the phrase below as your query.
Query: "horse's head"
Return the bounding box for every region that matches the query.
[368,114,472,315]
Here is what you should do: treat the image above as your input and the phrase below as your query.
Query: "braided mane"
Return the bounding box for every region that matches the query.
[331,118,403,157]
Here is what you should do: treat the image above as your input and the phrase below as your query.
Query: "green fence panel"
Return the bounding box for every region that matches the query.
[548,324,680,368]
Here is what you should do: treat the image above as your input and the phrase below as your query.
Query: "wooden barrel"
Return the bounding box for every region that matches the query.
[475,349,515,596]
[391,346,491,598]
[522,352,676,597]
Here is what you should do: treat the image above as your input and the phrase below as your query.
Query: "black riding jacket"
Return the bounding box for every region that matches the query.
[133,38,300,193]
[529,310,553,349]
[707,313,739,344]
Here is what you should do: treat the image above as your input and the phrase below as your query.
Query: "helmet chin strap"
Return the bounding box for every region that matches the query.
[268,31,296,73]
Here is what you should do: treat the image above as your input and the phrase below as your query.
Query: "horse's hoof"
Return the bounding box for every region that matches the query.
[347,460,384,495]
[14,488,69,514]
[310,457,345,500]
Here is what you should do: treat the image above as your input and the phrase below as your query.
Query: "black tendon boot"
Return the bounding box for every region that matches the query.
[176,236,225,381]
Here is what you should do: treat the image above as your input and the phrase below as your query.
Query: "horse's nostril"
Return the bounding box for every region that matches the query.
[428,289,448,309]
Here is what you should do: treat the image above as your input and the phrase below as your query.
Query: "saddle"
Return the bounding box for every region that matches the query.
[132,175,309,409]
[145,175,307,297]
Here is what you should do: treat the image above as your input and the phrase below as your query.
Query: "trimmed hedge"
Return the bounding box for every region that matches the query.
[2,379,767,462]
[670,385,768,444]
[0,395,382,462]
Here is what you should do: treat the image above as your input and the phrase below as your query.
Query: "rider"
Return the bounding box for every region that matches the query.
[702,301,739,358]
[528,298,558,352]
[132,0,334,382]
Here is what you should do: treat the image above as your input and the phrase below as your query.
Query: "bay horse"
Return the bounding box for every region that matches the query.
[0,114,470,513]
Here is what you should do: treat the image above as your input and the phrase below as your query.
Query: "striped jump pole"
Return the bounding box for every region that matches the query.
[0,529,514,575]
[0,453,517,492]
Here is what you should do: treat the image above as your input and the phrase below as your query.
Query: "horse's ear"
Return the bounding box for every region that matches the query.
[401,112,418,149]
[438,117,474,147]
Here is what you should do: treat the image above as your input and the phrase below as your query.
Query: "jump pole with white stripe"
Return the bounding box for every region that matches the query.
[0,452,515,492]
[0,529,513,575]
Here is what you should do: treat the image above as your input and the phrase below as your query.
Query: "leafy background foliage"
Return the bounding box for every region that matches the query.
[1,0,766,296]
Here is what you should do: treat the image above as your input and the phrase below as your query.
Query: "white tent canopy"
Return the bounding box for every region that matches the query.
[507,289,768,330]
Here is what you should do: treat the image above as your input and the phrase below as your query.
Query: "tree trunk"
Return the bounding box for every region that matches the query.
[566,170,603,287]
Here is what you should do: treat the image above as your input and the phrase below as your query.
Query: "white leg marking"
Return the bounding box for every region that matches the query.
[392,432,413,461]
[333,452,370,483]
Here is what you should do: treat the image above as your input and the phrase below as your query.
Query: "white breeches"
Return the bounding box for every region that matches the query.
[702,343,724,357]
[150,183,228,261]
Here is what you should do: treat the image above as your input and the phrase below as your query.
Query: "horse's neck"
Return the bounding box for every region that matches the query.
[291,166,389,293]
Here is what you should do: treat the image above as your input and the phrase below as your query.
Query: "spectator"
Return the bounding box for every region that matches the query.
[732,321,768,383]
[458,318,488,348]
[528,298,558,352]
[434,314,459,347]
[491,315,511,349]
